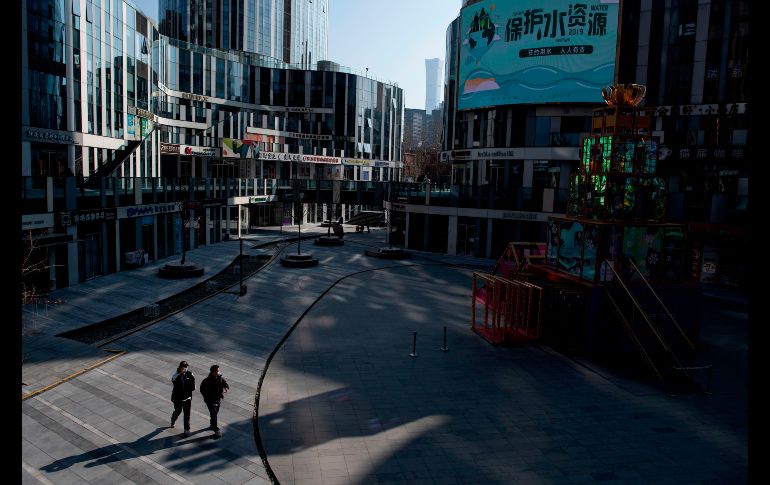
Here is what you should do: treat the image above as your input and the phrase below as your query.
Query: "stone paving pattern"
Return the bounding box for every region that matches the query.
[21,225,747,484]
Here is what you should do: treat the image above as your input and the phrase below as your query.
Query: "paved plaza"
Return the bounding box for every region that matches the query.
[21,225,748,484]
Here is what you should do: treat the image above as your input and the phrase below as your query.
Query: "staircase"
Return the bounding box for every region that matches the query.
[84,124,156,185]
[602,258,710,393]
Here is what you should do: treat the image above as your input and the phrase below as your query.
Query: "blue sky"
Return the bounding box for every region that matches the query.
[129,0,460,109]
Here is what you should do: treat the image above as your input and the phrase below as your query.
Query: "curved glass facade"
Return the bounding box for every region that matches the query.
[159,0,328,65]
[23,0,402,179]
[21,0,402,291]
[155,36,403,170]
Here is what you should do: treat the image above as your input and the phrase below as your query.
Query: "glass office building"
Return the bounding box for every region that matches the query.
[21,0,403,291]
[158,0,328,66]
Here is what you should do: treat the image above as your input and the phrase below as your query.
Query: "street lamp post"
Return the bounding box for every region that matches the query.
[296,186,305,255]
[280,183,319,267]
[239,237,247,295]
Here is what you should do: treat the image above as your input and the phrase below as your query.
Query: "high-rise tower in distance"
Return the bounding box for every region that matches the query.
[425,57,442,113]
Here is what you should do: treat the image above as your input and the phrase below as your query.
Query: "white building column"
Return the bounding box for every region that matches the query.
[523,160,534,187]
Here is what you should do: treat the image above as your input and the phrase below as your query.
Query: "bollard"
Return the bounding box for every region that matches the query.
[409,331,418,357]
[440,326,448,352]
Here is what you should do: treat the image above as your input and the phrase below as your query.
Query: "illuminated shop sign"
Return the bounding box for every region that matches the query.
[458,0,619,109]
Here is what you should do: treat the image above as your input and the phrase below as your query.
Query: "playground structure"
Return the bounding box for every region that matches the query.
[494,241,547,278]
[471,271,544,345]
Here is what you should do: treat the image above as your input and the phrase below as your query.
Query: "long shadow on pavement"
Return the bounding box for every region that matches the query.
[40,419,257,476]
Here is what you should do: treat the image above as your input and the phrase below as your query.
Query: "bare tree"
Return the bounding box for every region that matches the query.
[21,230,51,306]
[21,230,63,337]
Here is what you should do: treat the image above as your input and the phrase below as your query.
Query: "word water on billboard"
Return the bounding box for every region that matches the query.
[458,1,619,109]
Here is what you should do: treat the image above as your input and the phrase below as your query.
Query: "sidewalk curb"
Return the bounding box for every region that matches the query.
[21,349,126,401]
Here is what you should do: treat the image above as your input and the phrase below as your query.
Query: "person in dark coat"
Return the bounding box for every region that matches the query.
[170,361,195,436]
[200,364,230,438]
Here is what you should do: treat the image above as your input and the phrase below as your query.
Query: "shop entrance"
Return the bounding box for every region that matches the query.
[78,233,102,281]
[141,221,154,260]
[249,204,276,228]
[457,223,476,256]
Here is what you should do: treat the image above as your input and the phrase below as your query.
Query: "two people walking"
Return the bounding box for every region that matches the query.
[170,361,229,438]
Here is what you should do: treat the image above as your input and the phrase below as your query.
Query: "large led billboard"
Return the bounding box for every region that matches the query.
[458,0,619,109]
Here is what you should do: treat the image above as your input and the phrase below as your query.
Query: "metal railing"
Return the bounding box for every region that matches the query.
[602,259,685,371]
[626,258,695,351]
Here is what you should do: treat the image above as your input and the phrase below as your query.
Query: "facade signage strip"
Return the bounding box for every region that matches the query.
[58,209,118,226]
[441,148,518,162]
[160,143,181,154]
[118,202,183,219]
[158,82,333,114]
[22,213,55,230]
[257,152,342,164]
[179,145,220,157]
[341,158,397,167]
[22,127,81,145]
[245,127,333,141]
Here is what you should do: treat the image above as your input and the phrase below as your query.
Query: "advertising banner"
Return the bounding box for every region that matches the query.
[458,0,619,109]
[127,114,137,139]
[222,138,260,158]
